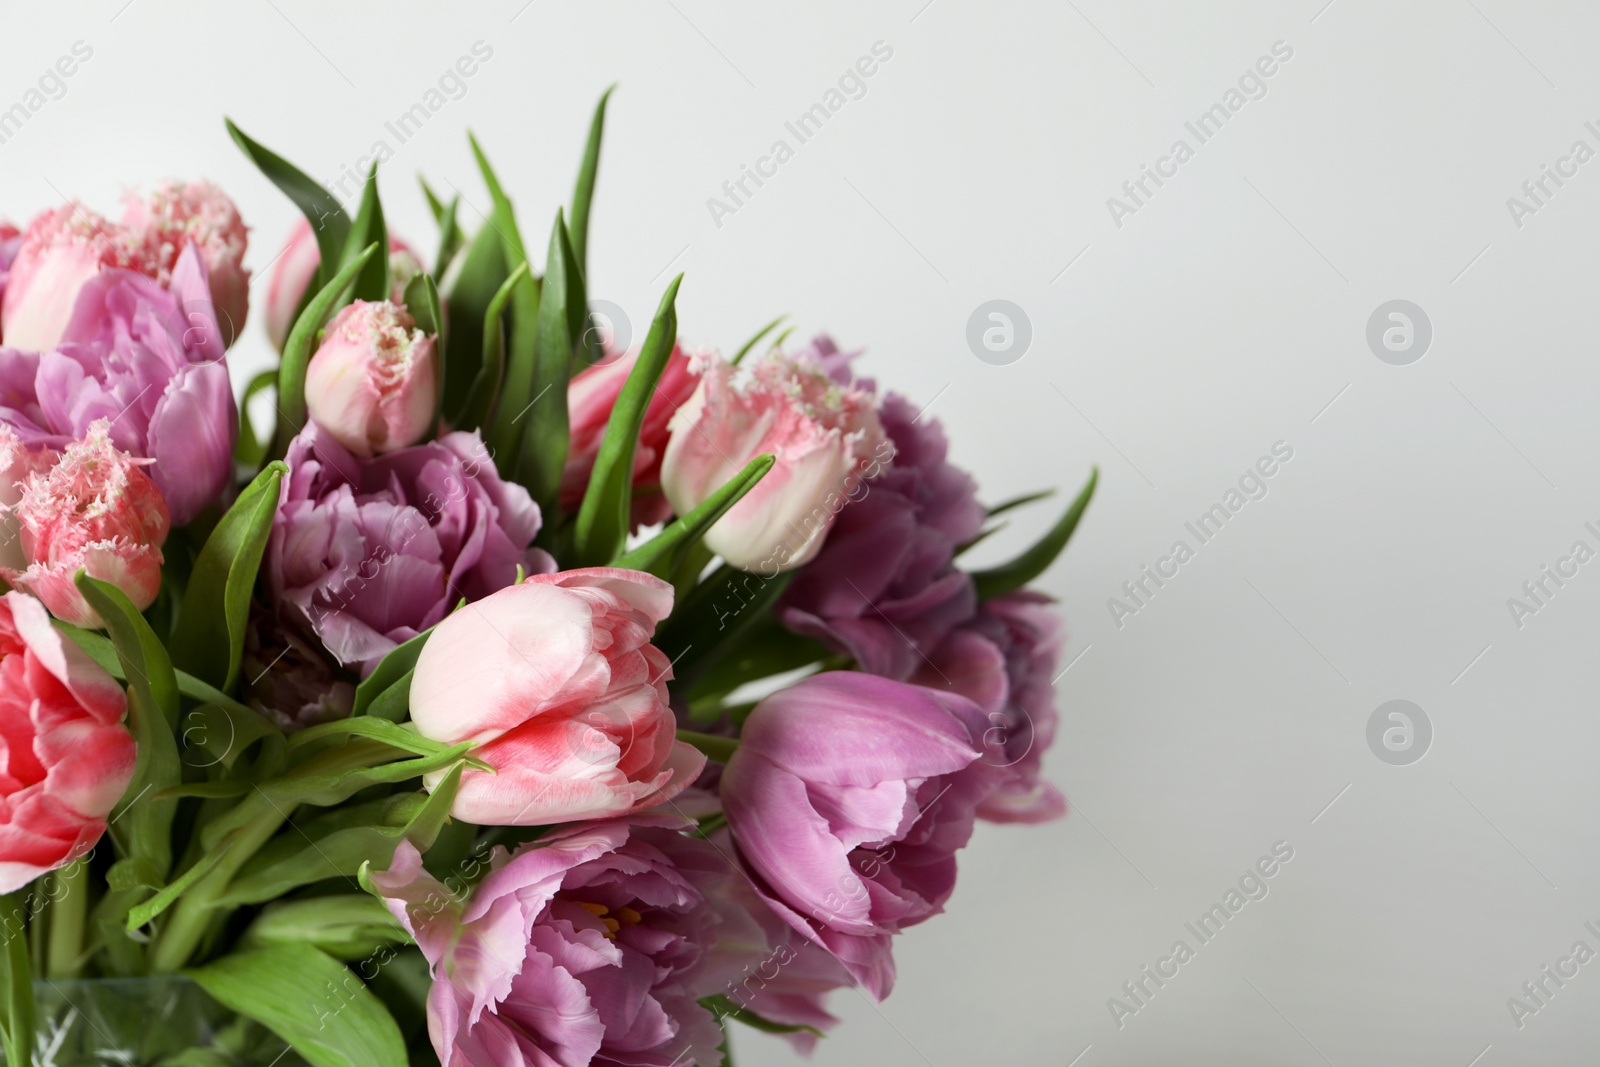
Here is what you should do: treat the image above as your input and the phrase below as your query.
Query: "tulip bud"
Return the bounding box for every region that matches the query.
[304,300,438,457]
[0,205,155,351]
[660,351,891,572]
[121,180,251,347]
[0,419,170,628]
[264,219,422,351]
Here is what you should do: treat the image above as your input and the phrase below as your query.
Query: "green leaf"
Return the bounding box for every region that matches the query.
[287,717,461,761]
[341,164,390,304]
[273,243,380,459]
[434,195,463,278]
[441,222,508,424]
[458,262,529,432]
[215,767,460,908]
[186,944,407,1067]
[126,836,236,931]
[471,134,543,480]
[513,211,581,516]
[181,700,284,770]
[352,628,434,716]
[226,119,350,293]
[76,573,181,885]
[170,462,287,692]
[676,730,738,763]
[612,454,775,575]
[420,176,446,223]
[655,565,794,689]
[987,487,1055,517]
[403,271,442,338]
[569,85,614,278]
[236,368,277,468]
[0,893,32,1067]
[731,313,785,366]
[702,994,823,1037]
[573,274,682,566]
[243,896,406,961]
[971,467,1097,601]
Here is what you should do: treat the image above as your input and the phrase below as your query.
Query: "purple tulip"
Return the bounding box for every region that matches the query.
[779,389,985,681]
[0,243,235,525]
[370,817,736,1067]
[913,591,1068,824]
[268,422,550,674]
[721,672,996,999]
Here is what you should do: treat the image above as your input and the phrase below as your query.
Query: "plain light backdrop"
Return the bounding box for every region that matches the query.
[5,1,1600,1064]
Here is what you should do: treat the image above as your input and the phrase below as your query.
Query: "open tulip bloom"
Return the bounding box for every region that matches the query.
[0,94,1097,1067]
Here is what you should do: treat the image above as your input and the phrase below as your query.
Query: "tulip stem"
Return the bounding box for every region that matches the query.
[44,860,88,980]
[676,730,739,764]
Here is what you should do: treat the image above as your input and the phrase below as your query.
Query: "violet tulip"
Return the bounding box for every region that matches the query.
[720,671,996,998]
[659,352,891,572]
[913,591,1068,823]
[370,818,732,1067]
[268,423,548,673]
[120,179,251,347]
[0,420,170,629]
[780,389,985,680]
[0,243,236,525]
[0,590,136,893]
[304,300,438,457]
[408,567,706,825]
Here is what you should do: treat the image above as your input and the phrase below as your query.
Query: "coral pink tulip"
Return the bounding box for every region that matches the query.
[120,179,251,347]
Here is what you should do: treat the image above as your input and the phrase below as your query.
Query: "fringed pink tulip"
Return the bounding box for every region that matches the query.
[0,420,169,628]
[0,205,156,352]
[121,180,251,347]
[660,352,891,572]
[0,425,57,572]
[408,567,706,825]
[304,300,437,457]
[0,590,135,893]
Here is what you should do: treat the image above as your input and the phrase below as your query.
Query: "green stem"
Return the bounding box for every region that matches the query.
[148,804,288,974]
[0,892,33,1067]
[44,862,87,980]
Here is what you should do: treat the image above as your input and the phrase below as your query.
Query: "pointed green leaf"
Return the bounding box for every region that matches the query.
[987,487,1055,517]
[342,164,390,304]
[353,627,435,716]
[702,994,823,1037]
[273,243,380,459]
[569,85,614,276]
[75,574,181,886]
[971,467,1097,601]
[226,119,350,291]
[573,274,681,566]
[170,462,286,692]
[187,944,407,1067]
[458,262,529,432]
[612,454,775,575]
[511,211,580,516]
[0,892,33,1067]
[441,222,509,424]
[732,314,785,366]
[655,564,795,689]
[236,368,277,469]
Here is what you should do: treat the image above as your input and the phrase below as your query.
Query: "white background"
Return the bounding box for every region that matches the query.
[6,1,1600,1064]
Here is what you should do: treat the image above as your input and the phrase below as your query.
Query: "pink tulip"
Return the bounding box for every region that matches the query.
[408,567,706,825]
[0,425,57,572]
[660,351,891,572]
[303,300,437,457]
[0,420,169,628]
[0,590,136,893]
[121,180,251,347]
[263,218,420,351]
[0,204,156,352]
[560,344,699,529]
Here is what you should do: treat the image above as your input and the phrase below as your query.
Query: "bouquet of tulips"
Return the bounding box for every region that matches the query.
[0,90,1095,1066]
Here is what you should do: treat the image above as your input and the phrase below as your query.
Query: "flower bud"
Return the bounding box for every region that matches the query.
[304,300,438,457]
[121,180,251,347]
[0,420,170,628]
